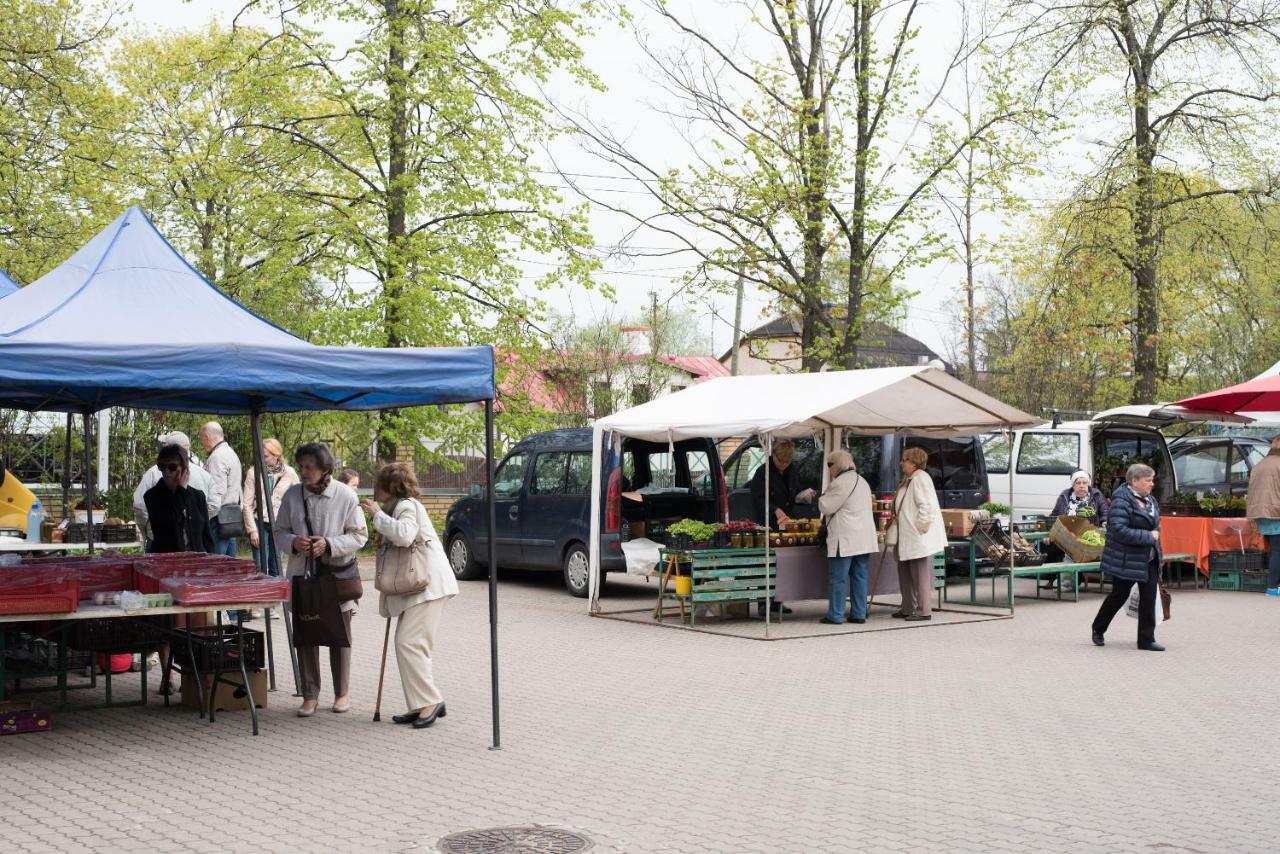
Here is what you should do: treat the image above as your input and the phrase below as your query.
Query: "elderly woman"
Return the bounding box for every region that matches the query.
[275,442,369,716]
[1091,463,1164,651]
[242,438,299,577]
[817,450,876,625]
[885,446,947,621]
[749,437,817,615]
[361,463,459,729]
[1050,471,1108,520]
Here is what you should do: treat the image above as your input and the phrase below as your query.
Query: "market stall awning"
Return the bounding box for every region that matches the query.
[1175,375,1280,418]
[0,269,17,298]
[593,365,1039,441]
[0,206,494,413]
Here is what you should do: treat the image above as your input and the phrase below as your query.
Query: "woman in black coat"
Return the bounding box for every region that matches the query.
[1091,463,1163,651]
[144,444,214,554]
[1050,471,1109,520]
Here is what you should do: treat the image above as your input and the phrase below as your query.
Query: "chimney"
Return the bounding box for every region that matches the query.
[619,326,652,357]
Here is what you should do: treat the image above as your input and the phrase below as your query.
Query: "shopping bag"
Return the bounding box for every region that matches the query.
[1125,584,1164,626]
[290,573,350,648]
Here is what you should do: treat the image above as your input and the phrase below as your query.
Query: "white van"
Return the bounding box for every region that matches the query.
[981,406,1250,523]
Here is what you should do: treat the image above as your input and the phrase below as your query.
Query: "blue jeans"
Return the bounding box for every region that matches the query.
[250,525,282,577]
[1267,534,1280,589]
[211,532,238,557]
[827,553,869,622]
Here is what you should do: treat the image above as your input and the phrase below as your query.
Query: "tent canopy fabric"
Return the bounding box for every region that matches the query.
[1176,375,1280,418]
[0,269,17,297]
[0,206,494,413]
[592,366,1040,441]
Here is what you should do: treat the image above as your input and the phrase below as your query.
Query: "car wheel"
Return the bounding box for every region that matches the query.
[563,543,591,598]
[448,533,486,581]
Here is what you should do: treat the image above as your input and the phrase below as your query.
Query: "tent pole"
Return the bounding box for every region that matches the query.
[764,433,771,638]
[62,413,72,523]
[250,409,291,693]
[485,399,501,750]
[83,410,95,556]
[1007,427,1015,615]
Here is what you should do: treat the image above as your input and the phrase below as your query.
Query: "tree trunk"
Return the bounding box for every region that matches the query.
[380,0,410,460]
[1131,76,1158,403]
[841,0,873,370]
[964,166,976,382]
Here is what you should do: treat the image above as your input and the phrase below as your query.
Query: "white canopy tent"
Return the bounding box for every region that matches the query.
[586,366,1041,613]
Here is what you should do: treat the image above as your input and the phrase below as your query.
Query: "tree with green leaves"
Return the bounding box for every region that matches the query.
[1009,0,1280,402]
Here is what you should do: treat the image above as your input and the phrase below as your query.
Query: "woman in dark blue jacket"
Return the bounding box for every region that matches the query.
[1091,464,1164,650]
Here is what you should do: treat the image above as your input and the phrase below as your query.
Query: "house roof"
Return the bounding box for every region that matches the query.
[719,315,944,369]
[657,355,731,382]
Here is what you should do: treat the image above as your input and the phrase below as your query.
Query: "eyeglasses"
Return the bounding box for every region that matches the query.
[160,463,182,473]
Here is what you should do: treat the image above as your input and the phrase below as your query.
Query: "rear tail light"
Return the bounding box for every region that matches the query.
[605,468,621,533]
[717,468,729,522]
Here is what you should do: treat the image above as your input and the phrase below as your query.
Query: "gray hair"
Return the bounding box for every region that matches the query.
[1126,463,1155,483]
[200,421,224,441]
[826,449,854,473]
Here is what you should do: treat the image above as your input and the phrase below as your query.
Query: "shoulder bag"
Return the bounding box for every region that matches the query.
[215,504,245,539]
[374,500,432,596]
[817,472,861,549]
[303,491,363,602]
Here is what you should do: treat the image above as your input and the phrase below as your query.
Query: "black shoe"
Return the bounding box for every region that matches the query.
[1138,642,1166,652]
[411,702,447,728]
[890,611,907,619]
[1092,631,1105,647]
[903,614,932,621]
[849,618,866,624]
[772,602,792,615]
[819,616,843,625]
[392,711,421,724]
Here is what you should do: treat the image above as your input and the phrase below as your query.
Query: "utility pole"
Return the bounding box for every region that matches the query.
[730,265,745,375]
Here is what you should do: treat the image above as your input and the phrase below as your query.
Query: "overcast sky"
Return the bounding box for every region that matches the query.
[122,0,1071,361]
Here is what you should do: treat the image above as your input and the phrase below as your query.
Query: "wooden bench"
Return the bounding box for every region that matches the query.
[656,548,777,626]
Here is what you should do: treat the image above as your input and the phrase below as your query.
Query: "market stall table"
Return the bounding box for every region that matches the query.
[0,601,280,735]
[1158,516,1264,576]
[0,540,142,553]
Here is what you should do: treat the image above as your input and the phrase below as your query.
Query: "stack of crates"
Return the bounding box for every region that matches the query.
[1207,550,1266,592]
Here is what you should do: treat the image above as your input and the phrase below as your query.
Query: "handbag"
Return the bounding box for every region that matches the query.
[1160,586,1172,621]
[374,500,432,596]
[302,490,363,602]
[215,504,245,539]
[290,572,350,648]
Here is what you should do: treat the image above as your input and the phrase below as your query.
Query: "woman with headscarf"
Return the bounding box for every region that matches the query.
[1050,471,1108,520]
[275,442,369,717]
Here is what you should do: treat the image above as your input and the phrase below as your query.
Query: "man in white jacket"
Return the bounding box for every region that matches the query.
[200,421,243,558]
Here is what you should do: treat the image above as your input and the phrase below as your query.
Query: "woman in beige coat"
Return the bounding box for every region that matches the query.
[361,463,459,730]
[885,446,947,621]
[242,438,299,577]
[817,450,877,624]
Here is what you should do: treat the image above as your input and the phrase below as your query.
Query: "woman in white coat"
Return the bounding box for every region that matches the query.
[885,446,947,621]
[361,463,459,730]
[817,450,877,624]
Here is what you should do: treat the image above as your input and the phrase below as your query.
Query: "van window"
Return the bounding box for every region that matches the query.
[531,452,567,495]
[565,453,592,496]
[1017,433,1080,475]
[980,433,1010,474]
[1230,445,1251,483]
[1177,444,1227,487]
[846,437,884,494]
[727,446,764,490]
[685,450,713,497]
[493,452,527,498]
[916,437,983,490]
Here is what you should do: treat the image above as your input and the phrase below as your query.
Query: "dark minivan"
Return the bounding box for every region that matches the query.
[445,428,726,596]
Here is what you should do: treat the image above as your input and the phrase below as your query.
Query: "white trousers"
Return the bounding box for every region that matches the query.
[395,597,446,711]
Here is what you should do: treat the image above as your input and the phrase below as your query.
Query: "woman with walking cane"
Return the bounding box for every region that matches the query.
[362,462,458,729]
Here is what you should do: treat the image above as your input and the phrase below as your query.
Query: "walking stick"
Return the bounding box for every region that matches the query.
[373,617,391,722]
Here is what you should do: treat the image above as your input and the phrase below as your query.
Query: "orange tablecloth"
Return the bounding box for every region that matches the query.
[1159,516,1265,575]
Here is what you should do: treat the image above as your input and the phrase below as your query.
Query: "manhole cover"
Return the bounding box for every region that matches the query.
[438,826,593,854]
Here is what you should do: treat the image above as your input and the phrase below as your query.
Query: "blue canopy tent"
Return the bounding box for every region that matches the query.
[0,207,503,744]
[0,270,17,297]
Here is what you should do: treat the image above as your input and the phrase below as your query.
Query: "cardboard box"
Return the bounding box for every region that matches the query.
[180,669,268,712]
[941,509,976,538]
[0,701,52,735]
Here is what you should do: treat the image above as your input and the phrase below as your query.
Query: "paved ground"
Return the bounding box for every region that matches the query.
[2,567,1278,853]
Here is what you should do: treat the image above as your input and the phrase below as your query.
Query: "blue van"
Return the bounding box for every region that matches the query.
[444,428,727,596]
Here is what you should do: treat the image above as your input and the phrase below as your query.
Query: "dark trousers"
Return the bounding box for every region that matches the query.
[1266,534,1280,589]
[1092,565,1157,645]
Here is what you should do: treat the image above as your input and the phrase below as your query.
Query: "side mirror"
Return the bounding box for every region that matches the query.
[470,483,484,499]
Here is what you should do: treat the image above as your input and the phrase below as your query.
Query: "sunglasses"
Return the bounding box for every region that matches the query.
[160,463,183,473]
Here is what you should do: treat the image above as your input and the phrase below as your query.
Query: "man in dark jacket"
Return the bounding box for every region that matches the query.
[1090,464,1163,651]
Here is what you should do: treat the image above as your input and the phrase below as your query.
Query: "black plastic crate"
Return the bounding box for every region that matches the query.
[1208,550,1265,572]
[170,625,264,671]
[69,617,166,651]
[1240,570,1270,593]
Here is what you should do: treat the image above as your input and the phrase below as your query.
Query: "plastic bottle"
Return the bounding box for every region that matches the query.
[26,501,42,543]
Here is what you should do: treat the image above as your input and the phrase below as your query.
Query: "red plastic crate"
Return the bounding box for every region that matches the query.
[18,557,137,600]
[160,575,290,605]
[132,559,257,594]
[0,570,80,616]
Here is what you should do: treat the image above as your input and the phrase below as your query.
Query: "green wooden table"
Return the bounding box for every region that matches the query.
[657,547,777,626]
